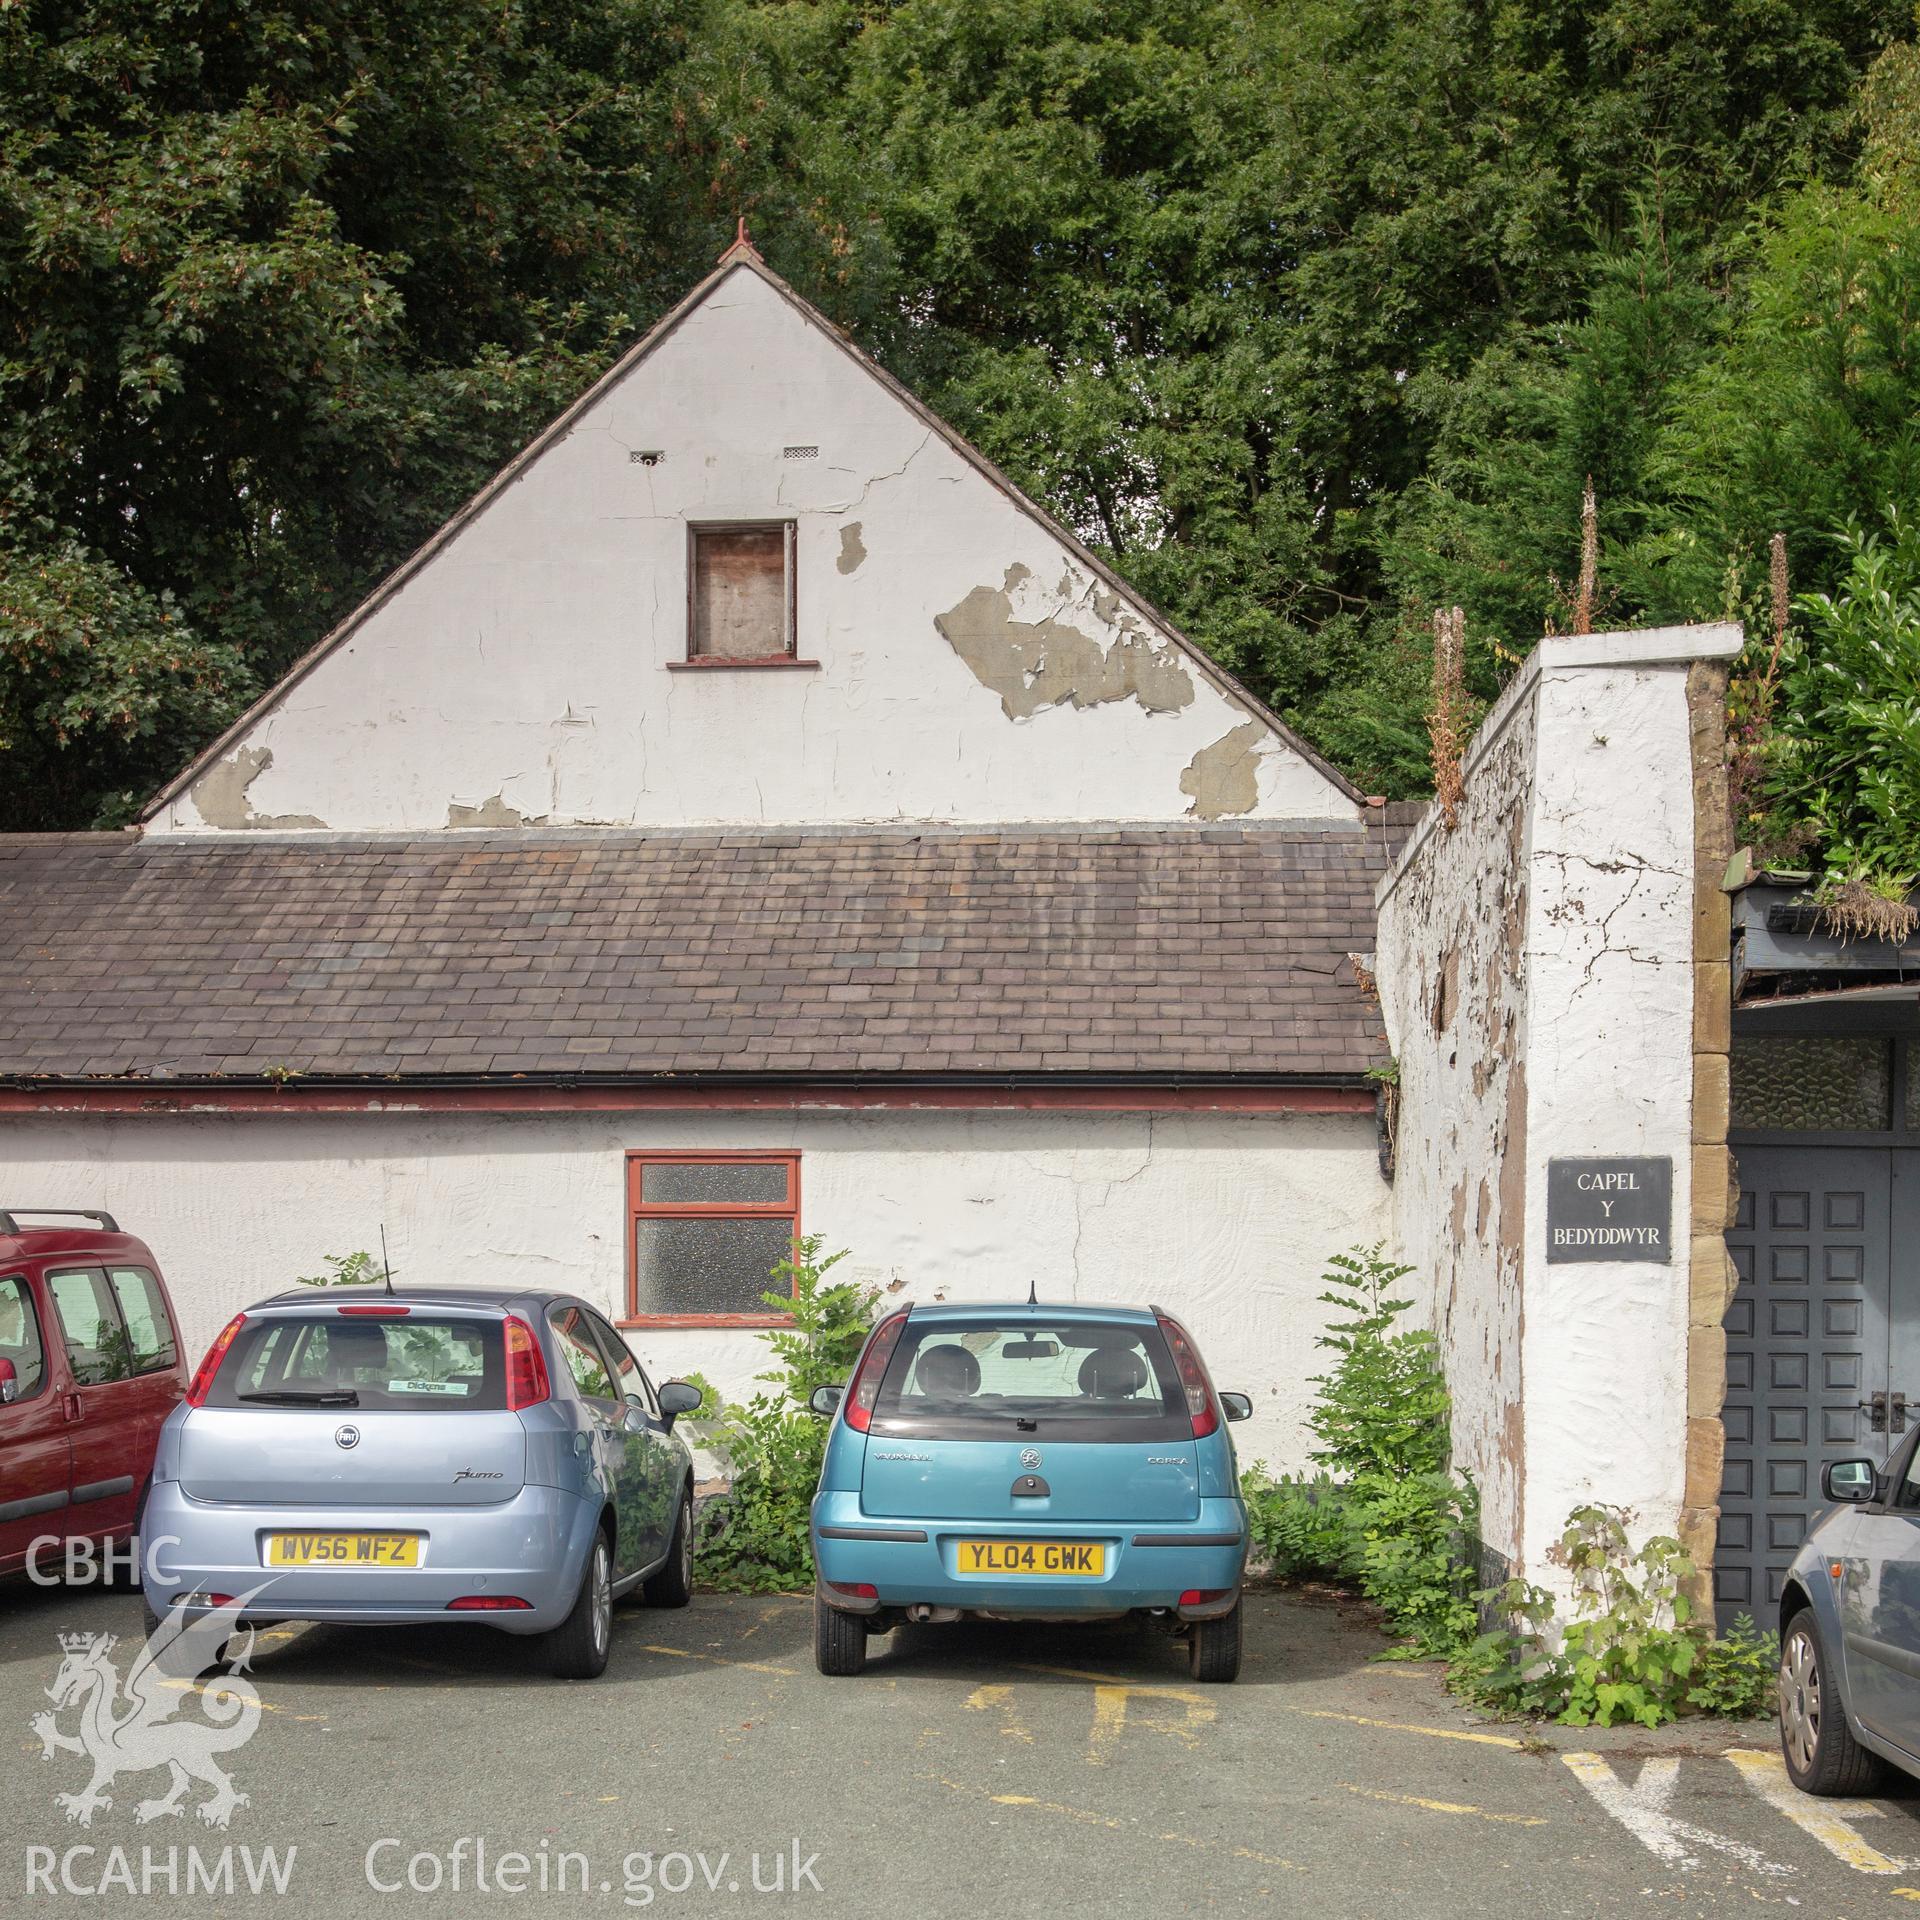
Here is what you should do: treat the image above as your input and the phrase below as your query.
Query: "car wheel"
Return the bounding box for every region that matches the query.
[643,1486,694,1609]
[543,1533,614,1680]
[1780,1607,1883,1796]
[813,1588,868,1676]
[140,1594,163,1640]
[1188,1601,1243,1683]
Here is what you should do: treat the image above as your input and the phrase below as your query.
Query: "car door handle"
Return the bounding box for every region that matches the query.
[63,1392,82,1423]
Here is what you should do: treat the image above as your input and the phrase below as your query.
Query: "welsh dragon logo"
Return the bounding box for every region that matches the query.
[31,1590,269,1829]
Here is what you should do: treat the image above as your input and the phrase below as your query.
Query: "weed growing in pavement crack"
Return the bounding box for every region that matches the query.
[1454,1507,1777,1727]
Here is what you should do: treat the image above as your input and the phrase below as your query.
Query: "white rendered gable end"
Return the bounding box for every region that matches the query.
[146,257,1360,834]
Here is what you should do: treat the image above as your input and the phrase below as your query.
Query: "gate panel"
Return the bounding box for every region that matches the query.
[1718,1145,1890,1623]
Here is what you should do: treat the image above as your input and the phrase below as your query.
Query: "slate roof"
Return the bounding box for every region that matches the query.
[0,824,1396,1084]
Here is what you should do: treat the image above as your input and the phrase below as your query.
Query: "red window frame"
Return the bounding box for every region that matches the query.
[622,1150,801,1329]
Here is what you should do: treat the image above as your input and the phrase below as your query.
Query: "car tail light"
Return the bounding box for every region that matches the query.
[828,1581,878,1601]
[447,1595,533,1611]
[184,1313,247,1407]
[338,1303,410,1317]
[1156,1313,1220,1439]
[1179,1588,1230,1607]
[503,1315,550,1410]
[174,1591,236,1610]
[842,1311,909,1433]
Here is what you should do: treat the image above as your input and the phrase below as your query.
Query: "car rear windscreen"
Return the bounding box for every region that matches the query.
[868,1318,1193,1441]
[206,1315,506,1412]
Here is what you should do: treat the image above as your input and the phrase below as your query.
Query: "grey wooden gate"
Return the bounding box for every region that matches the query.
[1719,1146,1890,1621]
[1721,1024,1920,1625]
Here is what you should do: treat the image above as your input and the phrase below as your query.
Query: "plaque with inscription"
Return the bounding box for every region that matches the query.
[1546,1156,1673,1263]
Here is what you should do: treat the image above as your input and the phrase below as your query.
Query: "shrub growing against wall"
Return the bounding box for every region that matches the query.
[692,1239,877,1593]
[1242,1243,1479,1657]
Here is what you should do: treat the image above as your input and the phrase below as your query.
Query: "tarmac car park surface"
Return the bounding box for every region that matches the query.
[6,1576,1919,1917]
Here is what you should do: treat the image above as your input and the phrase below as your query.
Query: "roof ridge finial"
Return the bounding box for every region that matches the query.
[718,215,763,266]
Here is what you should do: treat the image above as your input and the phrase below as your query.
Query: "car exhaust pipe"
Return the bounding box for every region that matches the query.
[904,1604,961,1624]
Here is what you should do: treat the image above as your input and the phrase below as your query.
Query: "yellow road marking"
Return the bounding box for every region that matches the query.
[159,1678,294,1716]
[736,1601,796,1642]
[1339,1782,1547,1827]
[1087,1685,1133,1766]
[639,1644,795,1677]
[1287,1707,1526,1750]
[964,1683,1033,1744]
[1010,1662,1217,1766]
[1724,1749,1908,1874]
[1014,1662,1207,1701]
[920,1772,1303,1871]
[989,1792,1123,1831]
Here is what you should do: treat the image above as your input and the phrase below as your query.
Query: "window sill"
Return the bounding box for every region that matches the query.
[666,657,820,671]
[619,1313,797,1330]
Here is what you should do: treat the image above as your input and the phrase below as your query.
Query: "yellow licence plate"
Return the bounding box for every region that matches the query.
[266,1533,420,1567]
[957,1540,1104,1577]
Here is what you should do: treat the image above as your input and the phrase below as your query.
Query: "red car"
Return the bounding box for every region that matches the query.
[0,1211,188,1580]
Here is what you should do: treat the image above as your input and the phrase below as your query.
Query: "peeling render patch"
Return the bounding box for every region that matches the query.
[447,793,548,829]
[1179,721,1265,819]
[934,569,1195,721]
[191,747,326,831]
[837,523,867,575]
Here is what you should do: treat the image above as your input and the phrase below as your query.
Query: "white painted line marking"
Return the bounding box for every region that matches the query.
[1724,1748,1910,1873]
[1561,1752,1795,1877]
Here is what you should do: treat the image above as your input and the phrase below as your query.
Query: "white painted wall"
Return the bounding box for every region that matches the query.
[1517,647,1707,1588]
[7,1105,1388,1472]
[1378,626,1740,1597]
[156,265,1353,834]
[1374,667,1535,1574]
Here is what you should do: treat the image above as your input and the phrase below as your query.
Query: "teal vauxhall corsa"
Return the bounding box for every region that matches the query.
[807,1301,1253,1681]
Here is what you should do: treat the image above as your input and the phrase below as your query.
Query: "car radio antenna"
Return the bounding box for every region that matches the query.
[379,1224,395,1295]
[1026,1278,1037,1306]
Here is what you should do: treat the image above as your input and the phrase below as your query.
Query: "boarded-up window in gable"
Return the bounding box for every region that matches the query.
[688,523,794,660]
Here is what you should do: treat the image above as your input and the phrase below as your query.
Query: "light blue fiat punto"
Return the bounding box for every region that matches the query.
[807,1301,1253,1681]
[141,1287,702,1679]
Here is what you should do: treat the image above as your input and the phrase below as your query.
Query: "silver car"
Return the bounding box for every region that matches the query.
[141,1287,701,1679]
[1777,1448,1920,1794]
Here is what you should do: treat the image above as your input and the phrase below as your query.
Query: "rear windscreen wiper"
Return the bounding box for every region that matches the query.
[237,1389,360,1406]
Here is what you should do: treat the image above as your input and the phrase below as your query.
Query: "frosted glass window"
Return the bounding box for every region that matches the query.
[1730,1035,1892,1132]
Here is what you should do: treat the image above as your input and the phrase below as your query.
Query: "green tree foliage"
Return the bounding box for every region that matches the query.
[1,0,1908,822]
[1395,16,1920,788]
[0,0,699,826]
[1768,513,1920,888]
